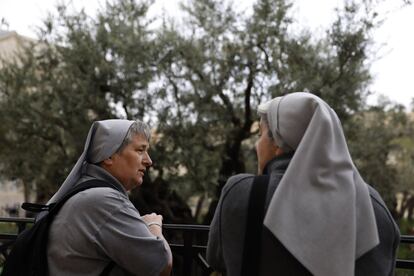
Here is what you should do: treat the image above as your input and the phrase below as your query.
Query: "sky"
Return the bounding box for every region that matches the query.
[0,0,413,109]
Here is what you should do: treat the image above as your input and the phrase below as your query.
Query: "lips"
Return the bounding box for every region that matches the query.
[138,170,145,176]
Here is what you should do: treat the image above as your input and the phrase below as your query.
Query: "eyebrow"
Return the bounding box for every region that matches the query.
[136,143,149,149]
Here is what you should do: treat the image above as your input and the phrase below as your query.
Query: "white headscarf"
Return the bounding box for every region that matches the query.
[259,92,379,276]
[48,119,134,203]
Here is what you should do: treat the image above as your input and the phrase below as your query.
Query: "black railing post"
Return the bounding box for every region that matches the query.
[17,221,27,234]
[183,229,194,276]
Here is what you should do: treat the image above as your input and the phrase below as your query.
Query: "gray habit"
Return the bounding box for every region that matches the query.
[48,164,169,276]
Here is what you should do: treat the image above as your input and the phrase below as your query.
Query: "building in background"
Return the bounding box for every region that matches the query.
[0,29,35,68]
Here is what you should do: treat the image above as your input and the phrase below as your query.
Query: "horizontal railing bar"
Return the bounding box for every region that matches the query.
[396,259,414,269]
[400,235,414,244]
[0,217,412,239]
[0,218,210,231]
[0,234,17,240]
[1,216,414,271]
[163,224,209,231]
[0,217,34,223]
[169,244,207,250]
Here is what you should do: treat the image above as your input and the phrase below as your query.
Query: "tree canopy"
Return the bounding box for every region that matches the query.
[0,0,411,223]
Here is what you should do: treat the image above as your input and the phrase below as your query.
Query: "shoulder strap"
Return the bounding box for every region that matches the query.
[48,179,120,216]
[22,179,120,214]
[100,261,116,276]
[3,179,119,276]
[241,175,270,276]
[21,202,50,213]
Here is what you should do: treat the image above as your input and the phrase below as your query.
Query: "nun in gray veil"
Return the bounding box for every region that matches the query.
[45,119,173,276]
[262,93,380,276]
[207,92,400,276]
[48,119,135,203]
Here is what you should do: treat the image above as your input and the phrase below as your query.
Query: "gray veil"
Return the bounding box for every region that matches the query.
[48,119,134,203]
[260,93,379,276]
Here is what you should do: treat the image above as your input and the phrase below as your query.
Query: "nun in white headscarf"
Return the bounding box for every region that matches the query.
[260,92,379,276]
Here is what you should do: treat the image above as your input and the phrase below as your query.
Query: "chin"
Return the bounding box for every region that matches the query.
[124,180,142,191]
[135,178,144,187]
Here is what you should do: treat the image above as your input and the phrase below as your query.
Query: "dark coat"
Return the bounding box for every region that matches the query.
[207,153,400,276]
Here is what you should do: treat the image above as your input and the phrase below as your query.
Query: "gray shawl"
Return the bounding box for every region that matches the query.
[261,92,379,276]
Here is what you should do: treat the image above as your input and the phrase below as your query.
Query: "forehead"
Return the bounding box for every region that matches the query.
[130,134,150,146]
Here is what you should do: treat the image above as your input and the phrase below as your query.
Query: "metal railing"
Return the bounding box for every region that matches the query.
[397,235,414,269]
[1,217,413,274]
[0,217,212,276]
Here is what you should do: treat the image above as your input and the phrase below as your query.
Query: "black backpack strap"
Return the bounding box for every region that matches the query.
[21,179,120,215]
[21,202,51,213]
[100,261,116,276]
[241,175,270,276]
[48,179,120,216]
[3,179,120,276]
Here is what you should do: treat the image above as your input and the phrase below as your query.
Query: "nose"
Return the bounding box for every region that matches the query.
[143,151,152,167]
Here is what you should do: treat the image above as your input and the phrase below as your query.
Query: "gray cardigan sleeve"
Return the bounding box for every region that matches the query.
[206,188,226,271]
[89,190,169,276]
[206,174,254,272]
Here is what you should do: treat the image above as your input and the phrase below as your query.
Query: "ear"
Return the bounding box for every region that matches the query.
[273,142,284,157]
[102,156,113,166]
[275,147,284,156]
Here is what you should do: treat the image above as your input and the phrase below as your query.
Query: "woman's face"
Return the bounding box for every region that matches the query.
[106,134,152,191]
[255,119,279,175]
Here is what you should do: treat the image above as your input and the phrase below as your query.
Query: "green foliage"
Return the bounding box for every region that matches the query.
[0,0,157,201]
[346,105,398,207]
[344,97,414,214]
[390,113,414,193]
[0,223,18,269]
[396,269,414,276]
[0,0,408,223]
[0,222,18,234]
[396,218,414,276]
